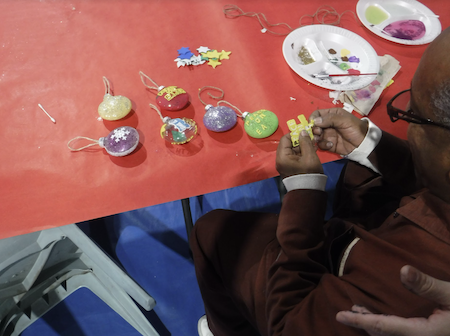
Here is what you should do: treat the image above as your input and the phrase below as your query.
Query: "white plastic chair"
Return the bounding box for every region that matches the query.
[0,224,159,336]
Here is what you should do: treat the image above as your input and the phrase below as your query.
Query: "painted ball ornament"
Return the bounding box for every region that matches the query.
[160,117,197,144]
[99,126,139,156]
[98,94,132,121]
[67,126,140,157]
[156,85,190,111]
[242,110,278,138]
[203,104,237,132]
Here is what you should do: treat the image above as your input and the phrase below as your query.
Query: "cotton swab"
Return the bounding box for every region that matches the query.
[38,104,56,123]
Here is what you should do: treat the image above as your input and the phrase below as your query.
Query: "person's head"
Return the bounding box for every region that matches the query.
[410,26,450,202]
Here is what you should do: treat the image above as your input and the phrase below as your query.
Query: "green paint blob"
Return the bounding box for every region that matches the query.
[339,63,351,71]
[365,5,389,25]
[244,110,278,138]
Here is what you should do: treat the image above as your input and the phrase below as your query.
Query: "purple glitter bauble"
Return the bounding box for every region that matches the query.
[99,126,139,157]
[203,105,237,132]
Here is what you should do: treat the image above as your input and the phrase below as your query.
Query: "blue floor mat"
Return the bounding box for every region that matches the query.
[22,160,346,336]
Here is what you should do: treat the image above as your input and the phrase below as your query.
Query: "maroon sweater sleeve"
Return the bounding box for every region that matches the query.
[266,189,328,336]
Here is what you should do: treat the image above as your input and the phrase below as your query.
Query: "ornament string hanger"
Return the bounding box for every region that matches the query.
[148,103,197,145]
[223,4,294,35]
[149,103,166,123]
[103,76,113,95]
[139,71,161,92]
[67,136,100,151]
[298,5,359,27]
[217,100,244,118]
[198,86,225,106]
[139,70,190,111]
[223,5,359,35]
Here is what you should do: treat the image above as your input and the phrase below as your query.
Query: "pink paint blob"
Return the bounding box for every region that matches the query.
[383,20,426,41]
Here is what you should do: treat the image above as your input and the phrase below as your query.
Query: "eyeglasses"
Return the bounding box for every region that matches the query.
[387,89,450,131]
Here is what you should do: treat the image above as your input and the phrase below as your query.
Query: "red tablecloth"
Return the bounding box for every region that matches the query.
[0,0,447,239]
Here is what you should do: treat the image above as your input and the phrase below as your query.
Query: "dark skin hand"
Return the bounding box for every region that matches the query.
[336,265,450,336]
[276,129,323,179]
[276,108,369,179]
[310,108,369,156]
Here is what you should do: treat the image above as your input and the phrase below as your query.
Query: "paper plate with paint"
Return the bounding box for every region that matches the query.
[282,25,380,91]
[356,0,441,45]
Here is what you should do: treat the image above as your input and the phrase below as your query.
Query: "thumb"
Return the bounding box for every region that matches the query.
[297,130,315,155]
[401,265,450,306]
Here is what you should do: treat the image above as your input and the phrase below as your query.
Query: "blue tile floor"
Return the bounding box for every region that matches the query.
[22,160,346,336]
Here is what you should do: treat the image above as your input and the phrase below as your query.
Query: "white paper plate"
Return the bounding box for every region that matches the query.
[282,25,380,91]
[356,0,441,45]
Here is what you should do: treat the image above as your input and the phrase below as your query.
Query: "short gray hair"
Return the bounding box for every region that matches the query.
[432,79,450,125]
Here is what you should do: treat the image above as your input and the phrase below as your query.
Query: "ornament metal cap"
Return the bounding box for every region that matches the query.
[205,104,213,111]
[242,111,250,119]
[158,85,165,91]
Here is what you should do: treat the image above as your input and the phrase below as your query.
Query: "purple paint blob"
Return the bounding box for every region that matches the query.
[383,20,426,41]
[348,56,360,63]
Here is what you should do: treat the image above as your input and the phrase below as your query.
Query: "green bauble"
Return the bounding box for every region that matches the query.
[243,110,278,138]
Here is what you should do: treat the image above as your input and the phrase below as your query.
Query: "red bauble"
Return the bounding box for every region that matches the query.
[156,85,189,111]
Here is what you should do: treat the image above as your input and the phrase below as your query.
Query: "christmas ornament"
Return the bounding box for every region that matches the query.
[286,114,315,147]
[242,110,279,139]
[98,77,132,121]
[67,126,139,157]
[139,71,189,111]
[198,86,278,138]
[198,86,237,132]
[148,104,197,145]
[203,105,237,132]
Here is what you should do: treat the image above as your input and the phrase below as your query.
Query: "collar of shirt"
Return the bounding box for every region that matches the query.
[397,190,450,244]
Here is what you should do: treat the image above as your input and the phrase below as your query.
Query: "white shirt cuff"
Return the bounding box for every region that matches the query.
[282,174,328,192]
[343,117,382,174]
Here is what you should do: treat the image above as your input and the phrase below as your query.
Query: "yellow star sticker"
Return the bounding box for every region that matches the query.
[208,59,222,68]
[219,50,231,60]
[286,114,315,147]
[205,50,221,60]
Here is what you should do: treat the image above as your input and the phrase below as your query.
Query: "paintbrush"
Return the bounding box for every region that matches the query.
[312,73,378,78]
[370,24,392,36]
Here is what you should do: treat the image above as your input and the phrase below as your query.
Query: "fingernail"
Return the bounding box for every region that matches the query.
[327,141,333,148]
[313,117,322,124]
[301,130,309,137]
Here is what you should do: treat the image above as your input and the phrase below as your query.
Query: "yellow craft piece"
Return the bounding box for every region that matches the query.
[286,114,315,147]
[205,50,221,59]
[219,50,231,60]
[208,59,222,68]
